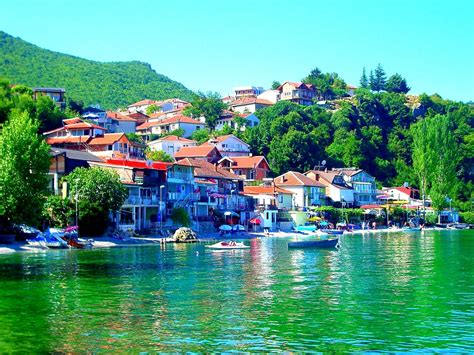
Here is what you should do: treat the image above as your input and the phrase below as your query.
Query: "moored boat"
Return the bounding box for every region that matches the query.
[288,238,339,249]
[319,229,344,235]
[207,241,250,250]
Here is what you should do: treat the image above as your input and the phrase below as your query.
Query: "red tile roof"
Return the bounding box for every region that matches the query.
[128,99,160,107]
[63,117,83,125]
[101,158,169,171]
[136,121,159,130]
[157,115,202,125]
[244,186,294,195]
[65,122,106,130]
[174,145,220,159]
[177,158,243,180]
[228,156,268,169]
[275,171,325,187]
[229,96,273,107]
[106,111,137,122]
[277,81,315,91]
[88,133,127,146]
[46,136,92,145]
[155,135,197,143]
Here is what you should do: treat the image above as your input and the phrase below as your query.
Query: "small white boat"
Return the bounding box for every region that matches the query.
[207,241,250,250]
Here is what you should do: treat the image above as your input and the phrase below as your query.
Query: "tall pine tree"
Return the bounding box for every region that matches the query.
[360,67,369,88]
[373,64,387,91]
[369,70,375,91]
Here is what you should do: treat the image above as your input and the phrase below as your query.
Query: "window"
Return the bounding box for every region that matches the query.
[107,145,113,150]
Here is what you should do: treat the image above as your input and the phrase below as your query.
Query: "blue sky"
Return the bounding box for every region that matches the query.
[1,0,473,101]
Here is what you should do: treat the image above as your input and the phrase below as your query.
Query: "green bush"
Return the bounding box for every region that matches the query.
[460,212,474,224]
[170,207,191,227]
[42,196,75,228]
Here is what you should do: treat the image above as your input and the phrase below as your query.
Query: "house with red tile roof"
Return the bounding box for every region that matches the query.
[127,99,161,114]
[89,158,169,232]
[174,145,222,163]
[382,186,420,202]
[244,185,294,211]
[274,171,326,208]
[136,114,204,139]
[229,96,273,113]
[44,117,144,159]
[218,155,270,181]
[147,135,197,157]
[201,134,250,157]
[277,81,316,106]
[178,158,250,216]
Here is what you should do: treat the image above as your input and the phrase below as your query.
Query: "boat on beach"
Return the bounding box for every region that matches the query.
[207,241,250,250]
[288,238,339,249]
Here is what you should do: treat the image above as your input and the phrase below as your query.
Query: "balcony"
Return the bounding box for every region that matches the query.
[133,176,161,186]
[125,196,161,206]
[168,192,200,201]
[167,171,193,181]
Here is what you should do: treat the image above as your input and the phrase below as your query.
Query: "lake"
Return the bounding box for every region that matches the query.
[0,230,473,352]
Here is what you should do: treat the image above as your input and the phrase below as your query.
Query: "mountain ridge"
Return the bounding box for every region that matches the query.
[0,31,195,109]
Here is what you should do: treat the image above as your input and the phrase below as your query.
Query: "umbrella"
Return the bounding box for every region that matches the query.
[224,211,240,217]
[308,216,321,222]
[249,218,261,225]
[233,224,245,231]
[219,224,232,231]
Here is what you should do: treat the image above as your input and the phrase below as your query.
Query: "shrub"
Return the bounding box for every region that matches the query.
[460,211,474,224]
[170,207,191,227]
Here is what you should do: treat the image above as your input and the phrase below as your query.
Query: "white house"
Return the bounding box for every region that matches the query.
[382,186,420,203]
[257,89,281,104]
[277,81,315,106]
[201,134,251,157]
[274,171,326,208]
[229,97,273,114]
[331,168,377,206]
[305,170,355,206]
[127,99,161,114]
[137,115,205,139]
[233,86,264,99]
[214,111,259,131]
[147,135,197,157]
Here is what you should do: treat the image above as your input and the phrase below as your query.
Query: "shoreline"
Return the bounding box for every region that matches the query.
[0,228,467,254]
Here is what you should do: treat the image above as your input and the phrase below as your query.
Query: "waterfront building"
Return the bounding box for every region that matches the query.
[274,171,326,208]
[166,161,199,219]
[89,158,169,232]
[305,169,355,206]
[331,168,377,206]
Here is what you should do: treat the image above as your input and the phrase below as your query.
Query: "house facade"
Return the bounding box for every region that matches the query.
[127,99,160,114]
[218,156,270,181]
[277,82,315,106]
[331,168,377,206]
[147,135,197,156]
[202,135,251,157]
[257,89,281,104]
[166,162,199,218]
[305,170,355,206]
[136,115,204,139]
[174,145,222,163]
[229,97,273,114]
[89,159,169,232]
[274,171,326,208]
[214,111,259,131]
[33,87,66,107]
[233,86,264,99]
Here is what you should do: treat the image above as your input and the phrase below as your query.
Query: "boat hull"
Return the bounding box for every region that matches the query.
[288,238,339,249]
[207,242,249,250]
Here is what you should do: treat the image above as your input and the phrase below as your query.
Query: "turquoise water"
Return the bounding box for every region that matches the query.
[0,230,473,352]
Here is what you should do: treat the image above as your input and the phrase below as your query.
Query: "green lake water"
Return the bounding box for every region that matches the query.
[0,230,473,352]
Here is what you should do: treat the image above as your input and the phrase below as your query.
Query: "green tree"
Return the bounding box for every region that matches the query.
[166,127,185,137]
[191,128,210,144]
[170,207,191,227]
[360,67,369,88]
[271,81,281,90]
[146,149,174,162]
[64,167,127,214]
[146,104,160,115]
[371,64,387,92]
[42,195,75,228]
[386,73,410,94]
[0,110,51,226]
[183,91,227,130]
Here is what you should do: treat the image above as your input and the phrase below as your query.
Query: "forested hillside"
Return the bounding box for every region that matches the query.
[0,31,195,109]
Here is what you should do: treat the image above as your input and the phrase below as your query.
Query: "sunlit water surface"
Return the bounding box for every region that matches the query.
[0,230,473,352]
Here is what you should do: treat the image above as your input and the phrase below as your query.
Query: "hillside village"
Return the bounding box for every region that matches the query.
[37,83,448,234]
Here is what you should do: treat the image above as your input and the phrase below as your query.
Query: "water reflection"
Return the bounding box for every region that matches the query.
[0,230,472,352]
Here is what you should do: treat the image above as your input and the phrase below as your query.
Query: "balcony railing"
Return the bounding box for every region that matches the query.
[167,171,193,181]
[125,196,161,206]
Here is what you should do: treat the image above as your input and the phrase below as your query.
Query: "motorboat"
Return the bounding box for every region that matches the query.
[207,241,250,250]
[319,229,344,235]
[288,238,339,249]
[26,228,69,249]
